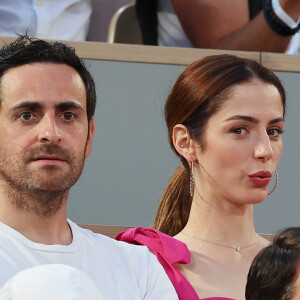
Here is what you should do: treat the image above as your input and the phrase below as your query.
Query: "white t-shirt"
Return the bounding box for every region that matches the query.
[0,0,91,41]
[0,220,178,300]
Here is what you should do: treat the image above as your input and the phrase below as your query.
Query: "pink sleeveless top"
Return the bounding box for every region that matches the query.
[116,227,236,300]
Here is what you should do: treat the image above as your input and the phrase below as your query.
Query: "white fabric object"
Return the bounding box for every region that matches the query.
[272,0,300,29]
[0,0,91,41]
[0,264,104,300]
[286,32,300,54]
[0,220,178,300]
[157,0,192,47]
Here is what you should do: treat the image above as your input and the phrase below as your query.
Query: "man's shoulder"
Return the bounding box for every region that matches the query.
[69,220,151,257]
[73,225,179,299]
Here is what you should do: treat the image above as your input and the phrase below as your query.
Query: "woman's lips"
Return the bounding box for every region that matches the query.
[248,171,272,187]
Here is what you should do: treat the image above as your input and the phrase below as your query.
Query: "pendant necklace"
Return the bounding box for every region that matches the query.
[181,231,259,252]
[185,187,259,252]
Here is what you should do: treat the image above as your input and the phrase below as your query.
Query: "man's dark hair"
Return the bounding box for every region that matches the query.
[0,35,96,122]
[246,227,300,300]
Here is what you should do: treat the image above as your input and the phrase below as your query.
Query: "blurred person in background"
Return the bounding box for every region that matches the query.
[246,227,300,300]
[137,0,300,54]
[0,0,92,41]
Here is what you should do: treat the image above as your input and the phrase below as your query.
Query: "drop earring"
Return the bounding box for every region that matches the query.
[190,161,194,197]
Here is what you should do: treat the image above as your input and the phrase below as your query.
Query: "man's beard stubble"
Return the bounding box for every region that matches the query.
[0,143,86,217]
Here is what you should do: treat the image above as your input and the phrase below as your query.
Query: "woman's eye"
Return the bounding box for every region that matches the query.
[62,112,75,121]
[231,127,247,135]
[19,112,34,121]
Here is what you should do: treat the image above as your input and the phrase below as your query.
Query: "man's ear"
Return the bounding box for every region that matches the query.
[85,117,95,158]
[172,124,197,162]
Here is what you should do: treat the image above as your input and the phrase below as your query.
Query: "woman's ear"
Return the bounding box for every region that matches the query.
[173,124,197,162]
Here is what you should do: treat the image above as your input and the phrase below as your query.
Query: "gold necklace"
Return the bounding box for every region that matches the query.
[181,232,259,252]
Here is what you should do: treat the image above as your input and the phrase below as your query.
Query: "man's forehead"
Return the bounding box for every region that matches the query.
[1,62,82,81]
[0,62,87,108]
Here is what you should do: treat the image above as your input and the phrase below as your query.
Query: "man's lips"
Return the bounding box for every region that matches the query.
[31,155,66,164]
[248,171,272,187]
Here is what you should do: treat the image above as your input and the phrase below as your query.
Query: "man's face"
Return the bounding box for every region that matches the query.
[0,62,94,196]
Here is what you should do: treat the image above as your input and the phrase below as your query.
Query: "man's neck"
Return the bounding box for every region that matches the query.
[0,188,72,245]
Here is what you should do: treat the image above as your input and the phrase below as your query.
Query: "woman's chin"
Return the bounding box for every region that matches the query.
[247,191,269,204]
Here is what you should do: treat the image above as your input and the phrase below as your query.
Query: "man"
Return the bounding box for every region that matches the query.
[246,227,300,300]
[0,35,178,299]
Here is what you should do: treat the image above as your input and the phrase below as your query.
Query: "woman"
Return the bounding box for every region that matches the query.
[117,54,286,300]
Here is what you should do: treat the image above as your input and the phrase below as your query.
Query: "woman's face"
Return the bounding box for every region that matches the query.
[194,79,285,205]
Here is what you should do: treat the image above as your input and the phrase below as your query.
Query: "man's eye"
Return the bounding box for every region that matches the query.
[267,128,283,138]
[19,112,34,121]
[62,112,75,121]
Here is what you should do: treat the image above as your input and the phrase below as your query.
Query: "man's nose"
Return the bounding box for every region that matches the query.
[37,114,62,144]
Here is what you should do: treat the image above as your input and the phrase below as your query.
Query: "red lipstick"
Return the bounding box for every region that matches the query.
[248,171,272,187]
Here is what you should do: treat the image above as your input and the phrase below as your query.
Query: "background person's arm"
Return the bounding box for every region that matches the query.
[172,0,300,52]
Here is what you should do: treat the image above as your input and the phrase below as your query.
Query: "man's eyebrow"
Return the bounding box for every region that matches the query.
[10,101,43,111]
[10,101,84,112]
[55,101,84,111]
[269,117,285,124]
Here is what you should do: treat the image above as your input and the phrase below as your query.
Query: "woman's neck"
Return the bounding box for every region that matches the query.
[180,193,257,246]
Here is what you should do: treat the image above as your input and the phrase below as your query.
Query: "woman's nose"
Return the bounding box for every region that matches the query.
[254,133,273,161]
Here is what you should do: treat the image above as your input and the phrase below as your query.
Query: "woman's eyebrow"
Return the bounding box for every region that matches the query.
[224,115,285,125]
[224,115,259,124]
